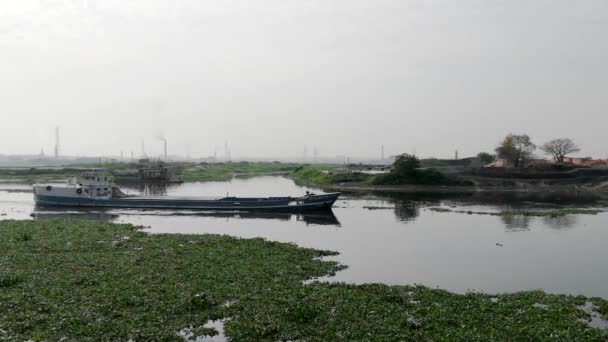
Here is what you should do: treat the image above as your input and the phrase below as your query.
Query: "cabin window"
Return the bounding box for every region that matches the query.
[104,188,107,191]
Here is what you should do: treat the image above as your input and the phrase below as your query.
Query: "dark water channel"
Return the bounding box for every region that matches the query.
[1,176,608,298]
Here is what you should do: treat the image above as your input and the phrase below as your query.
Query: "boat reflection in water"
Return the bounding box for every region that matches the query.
[31,206,341,227]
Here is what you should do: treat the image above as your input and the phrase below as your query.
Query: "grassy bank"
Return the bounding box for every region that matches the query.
[0,168,84,182]
[288,166,369,185]
[0,162,311,183]
[181,162,306,182]
[1,219,607,341]
[288,165,471,188]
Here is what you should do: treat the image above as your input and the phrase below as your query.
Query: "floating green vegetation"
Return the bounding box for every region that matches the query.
[1,219,608,341]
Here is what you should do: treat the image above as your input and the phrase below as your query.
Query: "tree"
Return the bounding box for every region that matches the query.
[392,153,420,177]
[540,138,580,163]
[476,152,496,165]
[495,134,536,167]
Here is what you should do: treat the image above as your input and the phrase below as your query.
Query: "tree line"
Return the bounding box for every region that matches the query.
[493,134,581,167]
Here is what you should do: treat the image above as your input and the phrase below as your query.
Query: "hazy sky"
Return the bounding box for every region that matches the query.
[1,0,607,159]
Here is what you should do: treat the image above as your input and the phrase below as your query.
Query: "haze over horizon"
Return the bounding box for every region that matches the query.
[2,0,607,160]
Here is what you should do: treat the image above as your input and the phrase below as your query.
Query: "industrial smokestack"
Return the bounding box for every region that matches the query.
[155,134,168,160]
[224,141,231,161]
[54,126,60,158]
[141,140,146,158]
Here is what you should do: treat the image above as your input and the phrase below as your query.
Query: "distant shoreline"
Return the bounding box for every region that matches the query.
[318,182,608,197]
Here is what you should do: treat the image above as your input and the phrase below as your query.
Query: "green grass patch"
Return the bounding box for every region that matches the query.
[1,219,607,341]
[289,166,370,186]
[0,162,321,184]
[180,162,306,182]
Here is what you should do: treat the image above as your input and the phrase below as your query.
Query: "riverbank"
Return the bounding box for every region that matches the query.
[288,165,608,196]
[321,182,608,197]
[0,162,337,184]
[289,172,608,199]
[181,162,308,182]
[1,219,607,341]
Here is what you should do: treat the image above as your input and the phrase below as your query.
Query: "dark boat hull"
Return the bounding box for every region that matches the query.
[34,193,340,212]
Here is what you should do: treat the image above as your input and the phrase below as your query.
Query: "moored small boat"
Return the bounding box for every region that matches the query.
[33,171,339,212]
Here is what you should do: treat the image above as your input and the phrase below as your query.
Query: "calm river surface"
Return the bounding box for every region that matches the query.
[2,176,608,298]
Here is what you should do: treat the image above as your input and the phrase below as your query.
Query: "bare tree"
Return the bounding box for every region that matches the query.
[540,138,580,163]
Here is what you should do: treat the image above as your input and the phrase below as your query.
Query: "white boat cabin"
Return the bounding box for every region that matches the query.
[34,171,116,199]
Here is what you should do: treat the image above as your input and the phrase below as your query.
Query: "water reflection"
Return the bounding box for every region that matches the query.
[500,215,532,231]
[31,209,120,221]
[118,182,175,196]
[344,190,602,230]
[356,189,605,206]
[393,202,421,222]
[542,215,578,230]
[31,206,341,227]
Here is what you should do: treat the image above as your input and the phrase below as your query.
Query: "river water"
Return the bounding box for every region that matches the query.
[2,176,608,298]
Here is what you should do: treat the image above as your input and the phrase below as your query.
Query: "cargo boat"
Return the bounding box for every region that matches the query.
[33,171,339,212]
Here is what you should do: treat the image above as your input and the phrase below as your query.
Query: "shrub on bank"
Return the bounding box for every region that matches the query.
[370,168,460,185]
[371,153,472,186]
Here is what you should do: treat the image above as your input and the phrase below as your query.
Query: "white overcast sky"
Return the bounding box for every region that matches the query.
[1,0,607,159]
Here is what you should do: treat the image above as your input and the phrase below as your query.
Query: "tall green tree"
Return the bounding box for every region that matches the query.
[392,153,420,177]
[495,134,536,167]
[476,152,496,165]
